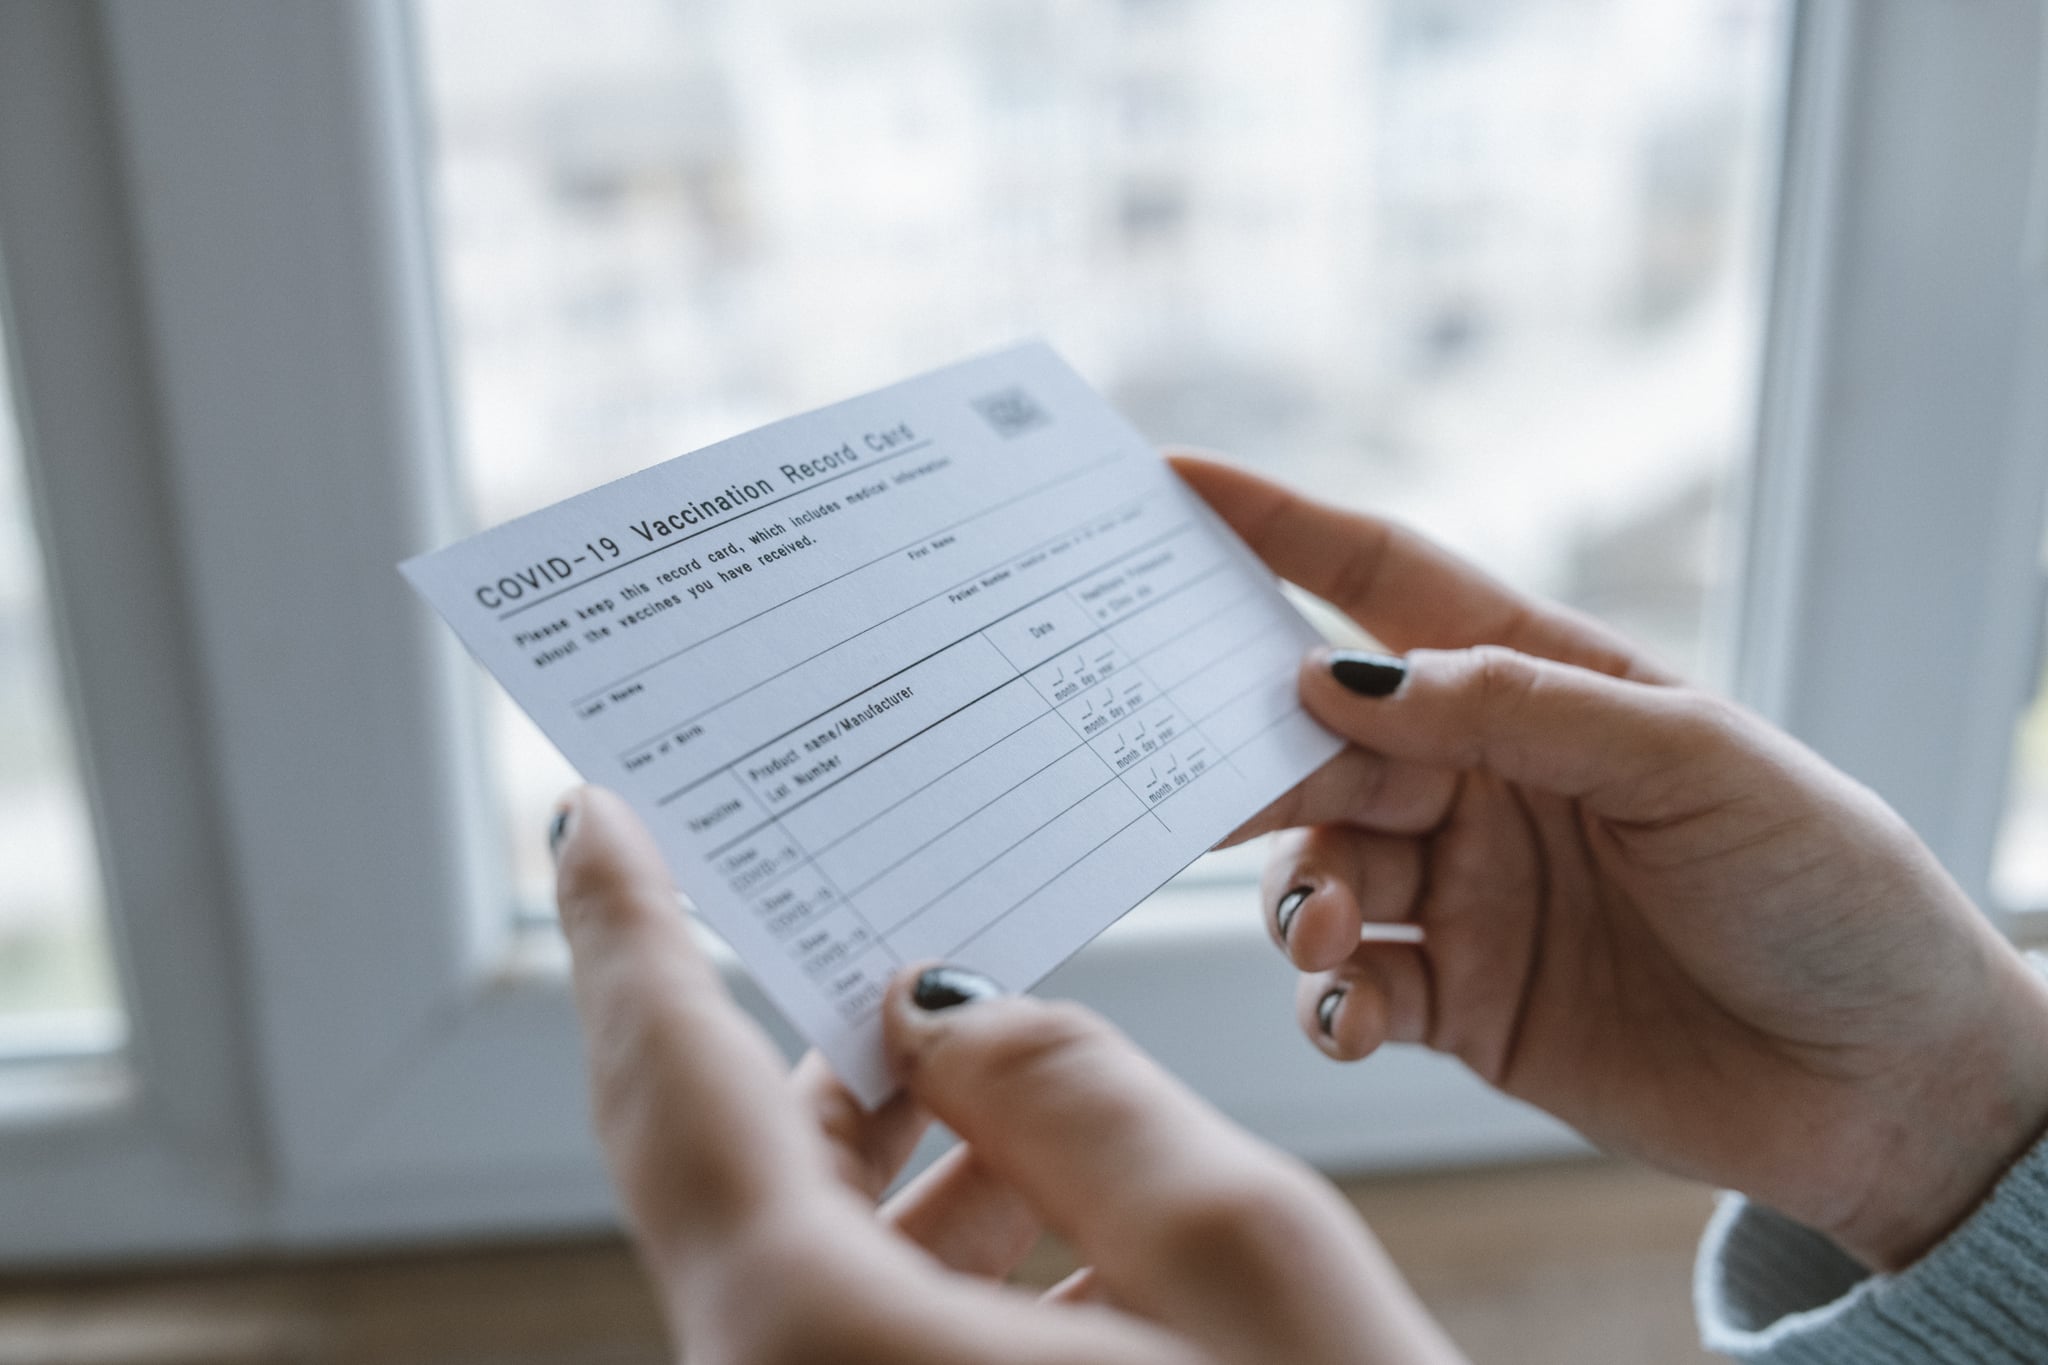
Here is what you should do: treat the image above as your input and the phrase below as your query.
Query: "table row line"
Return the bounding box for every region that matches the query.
[709,657,1307,1001]
[665,583,1278,856]
[622,521,1225,786]
[780,680,1316,1022]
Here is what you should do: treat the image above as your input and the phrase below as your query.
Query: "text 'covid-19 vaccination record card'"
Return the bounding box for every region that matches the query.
[402,342,1342,1103]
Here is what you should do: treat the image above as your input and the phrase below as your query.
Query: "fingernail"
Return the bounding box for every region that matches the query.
[547,806,573,860]
[1330,650,1406,698]
[912,965,1003,1011]
[1275,886,1311,941]
[1316,986,1347,1038]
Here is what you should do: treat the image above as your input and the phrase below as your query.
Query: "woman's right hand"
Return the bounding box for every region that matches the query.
[1176,455,2048,1272]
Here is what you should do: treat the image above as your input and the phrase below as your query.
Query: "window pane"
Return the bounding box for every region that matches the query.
[1993,609,2048,910]
[418,0,1787,913]
[0,315,121,1048]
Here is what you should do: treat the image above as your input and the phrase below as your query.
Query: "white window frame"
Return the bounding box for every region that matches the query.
[1737,0,2048,935]
[0,0,2041,1261]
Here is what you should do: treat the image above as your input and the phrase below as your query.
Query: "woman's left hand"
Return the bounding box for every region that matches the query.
[552,785,1466,1365]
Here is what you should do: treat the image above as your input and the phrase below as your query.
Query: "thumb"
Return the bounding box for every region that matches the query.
[1301,644,1742,820]
[880,966,1451,1363]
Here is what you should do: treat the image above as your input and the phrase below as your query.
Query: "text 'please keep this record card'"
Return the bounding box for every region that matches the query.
[403,343,1342,1103]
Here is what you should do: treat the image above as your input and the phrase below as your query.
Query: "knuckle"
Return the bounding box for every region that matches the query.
[1683,687,1747,735]
[1345,748,1398,818]
[1610,689,1760,823]
[1463,644,1536,708]
[931,997,1120,1101]
[1660,688,1751,759]
[1455,644,1541,769]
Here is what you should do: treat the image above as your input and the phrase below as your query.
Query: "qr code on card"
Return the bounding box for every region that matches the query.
[971,387,1051,439]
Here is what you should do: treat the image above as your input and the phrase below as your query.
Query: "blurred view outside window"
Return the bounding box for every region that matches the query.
[1995,598,2048,912]
[418,0,1787,913]
[0,314,120,1048]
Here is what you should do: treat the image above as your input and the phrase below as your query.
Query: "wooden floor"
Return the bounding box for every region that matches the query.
[0,1158,1719,1365]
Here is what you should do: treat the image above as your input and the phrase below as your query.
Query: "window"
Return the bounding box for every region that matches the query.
[1993,585,2048,916]
[0,312,119,1055]
[417,0,1788,912]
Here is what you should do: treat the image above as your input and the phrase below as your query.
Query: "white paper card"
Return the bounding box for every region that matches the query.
[402,343,1341,1103]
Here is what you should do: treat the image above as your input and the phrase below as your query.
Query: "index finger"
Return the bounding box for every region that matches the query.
[553,786,833,1269]
[1170,452,1672,684]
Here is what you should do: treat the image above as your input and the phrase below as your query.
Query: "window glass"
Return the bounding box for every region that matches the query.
[1994,597,2048,911]
[418,0,1788,913]
[0,319,121,1048]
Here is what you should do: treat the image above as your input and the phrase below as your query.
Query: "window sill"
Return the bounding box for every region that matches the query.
[0,1051,130,1132]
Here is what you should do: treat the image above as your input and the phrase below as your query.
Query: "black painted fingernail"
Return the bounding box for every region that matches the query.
[1316,986,1347,1038]
[1275,886,1311,941]
[1329,651,1407,698]
[547,807,572,860]
[912,966,1003,1011]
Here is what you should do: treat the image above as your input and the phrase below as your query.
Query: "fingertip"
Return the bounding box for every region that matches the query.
[1163,448,1238,486]
[883,961,1007,1081]
[1296,649,1348,724]
[883,962,939,1078]
[1336,989,1392,1061]
[1284,886,1365,974]
[552,786,685,949]
[1299,645,1412,714]
[549,784,611,915]
[1300,975,1389,1062]
[1212,812,1270,849]
[547,783,592,859]
[1168,453,1295,532]
[1297,643,1453,762]
[549,783,625,864]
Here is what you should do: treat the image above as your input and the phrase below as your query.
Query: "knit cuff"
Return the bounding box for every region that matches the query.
[1695,1134,2048,1363]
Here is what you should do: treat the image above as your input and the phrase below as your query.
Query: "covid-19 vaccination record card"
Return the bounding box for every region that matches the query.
[403,343,1343,1103]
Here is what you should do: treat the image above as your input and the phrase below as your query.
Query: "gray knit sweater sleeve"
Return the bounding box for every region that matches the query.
[1694,1131,2048,1362]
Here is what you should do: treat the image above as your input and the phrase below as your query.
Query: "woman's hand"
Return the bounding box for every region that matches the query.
[552,786,1466,1365]
[1176,454,2048,1272]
